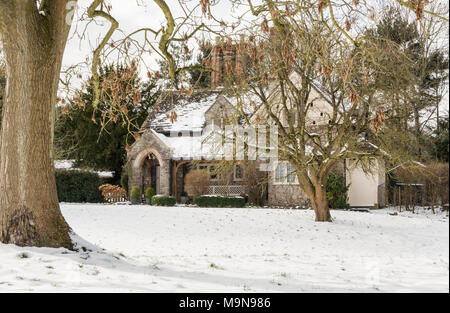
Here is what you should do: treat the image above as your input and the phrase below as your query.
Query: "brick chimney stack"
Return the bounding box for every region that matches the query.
[210,37,223,89]
[235,35,246,81]
[210,36,246,89]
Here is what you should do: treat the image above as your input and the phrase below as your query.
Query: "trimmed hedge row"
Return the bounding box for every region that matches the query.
[55,169,104,203]
[194,195,246,208]
[152,195,176,207]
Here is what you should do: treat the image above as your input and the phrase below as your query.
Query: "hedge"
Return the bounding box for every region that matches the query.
[151,195,176,207]
[55,169,104,203]
[326,173,350,210]
[194,195,246,208]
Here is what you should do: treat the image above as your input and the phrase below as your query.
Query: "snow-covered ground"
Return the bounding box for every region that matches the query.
[0,204,448,293]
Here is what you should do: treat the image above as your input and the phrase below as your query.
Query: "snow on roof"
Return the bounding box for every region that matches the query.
[143,90,222,133]
[152,129,224,160]
[223,92,261,116]
[310,79,333,104]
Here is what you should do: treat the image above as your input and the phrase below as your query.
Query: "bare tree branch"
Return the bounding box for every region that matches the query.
[87,0,119,108]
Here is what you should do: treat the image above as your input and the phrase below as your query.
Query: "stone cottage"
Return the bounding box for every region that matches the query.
[127,89,251,200]
[127,41,386,208]
[127,87,386,208]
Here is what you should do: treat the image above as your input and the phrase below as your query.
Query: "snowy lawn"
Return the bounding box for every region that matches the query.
[0,204,448,292]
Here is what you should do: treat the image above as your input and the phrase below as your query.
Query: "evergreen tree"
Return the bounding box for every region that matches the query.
[157,43,193,89]
[158,42,213,90]
[189,41,212,89]
[366,8,449,161]
[55,64,159,183]
[432,115,449,162]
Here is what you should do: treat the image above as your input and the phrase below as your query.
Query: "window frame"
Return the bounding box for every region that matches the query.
[197,164,221,182]
[273,161,299,185]
[233,164,244,182]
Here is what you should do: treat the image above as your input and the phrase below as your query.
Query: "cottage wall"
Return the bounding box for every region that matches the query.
[268,184,309,207]
[267,161,345,207]
[205,96,236,126]
[346,158,385,208]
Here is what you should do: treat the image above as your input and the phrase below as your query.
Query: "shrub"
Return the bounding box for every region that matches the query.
[393,162,449,212]
[326,174,349,210]
[152,195,176,206]
[55,169,104,203]
[130,187,141,199]
[181,191,188,197]
[194,195,246,208]
[185,170,210,197]
[99,184,127,202]
[422,162,449,210]
[145,188,155,199]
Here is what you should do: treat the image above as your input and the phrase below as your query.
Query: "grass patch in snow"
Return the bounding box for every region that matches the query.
[17,252,30,259]
[0,204,447,292]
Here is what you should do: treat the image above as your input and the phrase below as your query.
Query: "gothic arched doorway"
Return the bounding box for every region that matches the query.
[142,153,161,194]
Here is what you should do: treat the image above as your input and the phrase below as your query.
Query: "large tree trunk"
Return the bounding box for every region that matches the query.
[298,170,332,222]
[312,199,332,222]
[311,187,332,222]
[0,2,74,249]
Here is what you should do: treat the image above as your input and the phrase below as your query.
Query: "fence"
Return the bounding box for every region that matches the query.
[390,183,425,212]
[99,184,128,203]
[206,185,247,196]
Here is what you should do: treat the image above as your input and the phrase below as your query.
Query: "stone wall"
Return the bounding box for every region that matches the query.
[204,96,236,126]
[127,131,172,196]
[268,184,309,207]
[267,161,345,207]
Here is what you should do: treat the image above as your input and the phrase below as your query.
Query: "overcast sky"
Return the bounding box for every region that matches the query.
[62,0,448,113]
[63,0,237,75]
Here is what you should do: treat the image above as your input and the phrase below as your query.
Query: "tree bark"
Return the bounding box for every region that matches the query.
[297,169,332,222]
[0,1,74,249]
[311,186,332,222]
